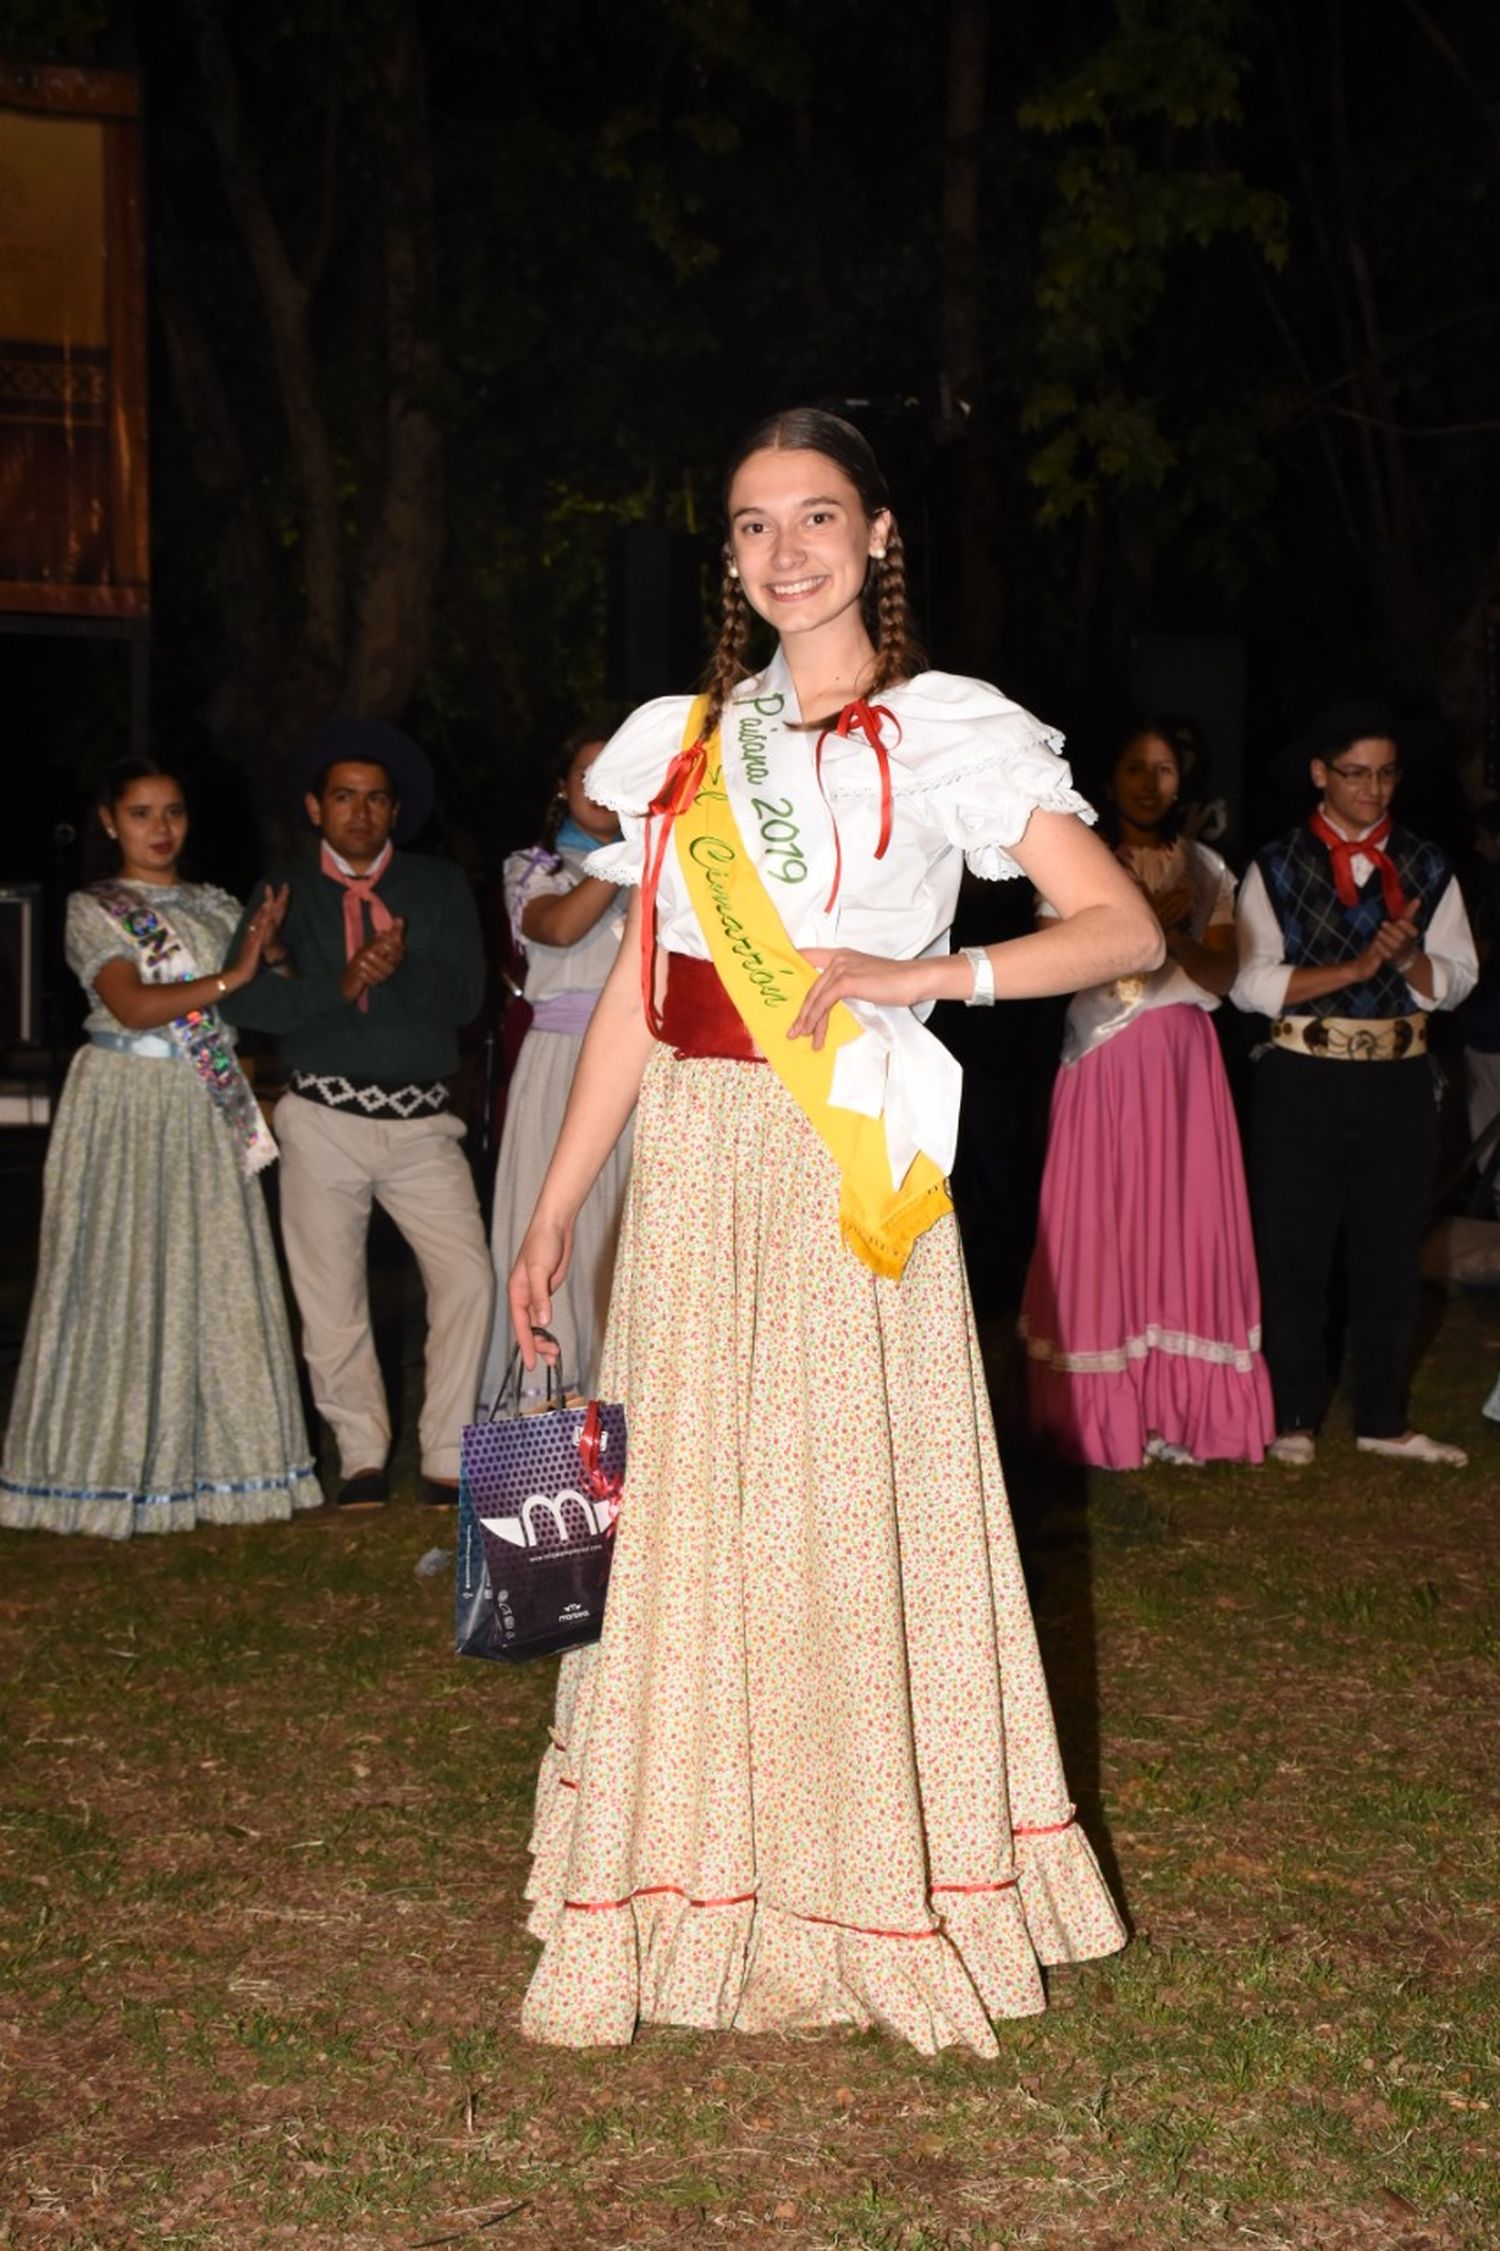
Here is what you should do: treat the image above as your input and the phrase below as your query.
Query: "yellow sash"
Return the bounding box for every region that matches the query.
[670,698,952,1280]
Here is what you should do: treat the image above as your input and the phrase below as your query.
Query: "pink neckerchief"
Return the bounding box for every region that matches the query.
[321,840,394,1011]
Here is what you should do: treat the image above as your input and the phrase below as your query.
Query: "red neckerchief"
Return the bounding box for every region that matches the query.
[321,840,395,1012]
[1308,810,1407,920]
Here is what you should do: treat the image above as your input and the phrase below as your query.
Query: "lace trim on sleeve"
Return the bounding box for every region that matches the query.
[960,782,1098,882]
[583,823,645,889]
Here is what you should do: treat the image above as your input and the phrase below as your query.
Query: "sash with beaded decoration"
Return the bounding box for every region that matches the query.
[648,698,951,1281]
[91,885,277,1178]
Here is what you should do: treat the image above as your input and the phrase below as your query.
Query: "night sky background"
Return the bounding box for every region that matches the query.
[5,0,1498,902]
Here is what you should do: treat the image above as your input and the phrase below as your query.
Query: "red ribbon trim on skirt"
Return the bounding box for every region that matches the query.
[564,1883,757,1913]
[930,1878,1020,1896]
[560,1882,1043,1939]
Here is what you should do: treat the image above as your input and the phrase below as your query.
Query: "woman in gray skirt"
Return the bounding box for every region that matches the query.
[478,728,631,1409]
[0,758,320,1538]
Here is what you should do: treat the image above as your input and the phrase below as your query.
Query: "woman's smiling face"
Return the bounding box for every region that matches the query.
[108,774,189,884]
[1113,732,1181,836]
[726,448,890,644]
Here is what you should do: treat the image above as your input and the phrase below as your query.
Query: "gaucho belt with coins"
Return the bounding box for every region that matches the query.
[1270,1013,1426,1062]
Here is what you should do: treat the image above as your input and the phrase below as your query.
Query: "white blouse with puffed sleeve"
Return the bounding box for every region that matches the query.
[582,649,1093,1181]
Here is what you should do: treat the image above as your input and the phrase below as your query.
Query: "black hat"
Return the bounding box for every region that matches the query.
[294,718,434,843]
[1270,697,1441,793]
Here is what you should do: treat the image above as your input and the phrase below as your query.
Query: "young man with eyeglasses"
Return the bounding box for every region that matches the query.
[1232,701,1477,1467]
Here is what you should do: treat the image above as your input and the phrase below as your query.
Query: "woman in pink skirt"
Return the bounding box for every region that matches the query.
[1019,723,1275,1468]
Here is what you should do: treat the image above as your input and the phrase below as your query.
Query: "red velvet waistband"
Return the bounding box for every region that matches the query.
[657,954,765,1063]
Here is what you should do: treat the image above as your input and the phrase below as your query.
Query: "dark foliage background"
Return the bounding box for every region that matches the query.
[4,0,1497,888]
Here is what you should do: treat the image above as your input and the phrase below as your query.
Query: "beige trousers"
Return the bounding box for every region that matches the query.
[274,1092,494,1482]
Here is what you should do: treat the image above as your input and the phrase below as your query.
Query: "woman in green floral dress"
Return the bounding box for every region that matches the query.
[0,759,321,1538]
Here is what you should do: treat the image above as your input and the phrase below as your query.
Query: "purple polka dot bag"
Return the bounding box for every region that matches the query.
[455,1333,626,1664]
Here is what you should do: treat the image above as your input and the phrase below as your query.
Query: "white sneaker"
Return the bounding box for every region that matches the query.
[1355,1431,1468,1467]
[1268,1431,1316,1466]
[1144,1435,1202,1466]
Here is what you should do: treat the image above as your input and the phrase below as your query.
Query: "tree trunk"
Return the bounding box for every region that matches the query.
[156,230,280,760]
[345,5,445,717]
[170,0,444,784]
[183,0,346,707]
[939,0,1001,668]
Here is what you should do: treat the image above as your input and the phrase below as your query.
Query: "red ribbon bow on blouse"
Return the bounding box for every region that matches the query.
[814,698,900,911]
[638,697,903,1025]
[640,736,709,1034]
[320,840,395,1011]
[1308,811,1408,921]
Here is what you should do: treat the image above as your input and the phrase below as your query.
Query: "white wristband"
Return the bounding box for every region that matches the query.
[960,945,996,1007]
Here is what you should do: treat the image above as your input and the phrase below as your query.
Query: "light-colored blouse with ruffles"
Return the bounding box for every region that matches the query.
[581,650,1093,1182]
[1045,838,1236,1068]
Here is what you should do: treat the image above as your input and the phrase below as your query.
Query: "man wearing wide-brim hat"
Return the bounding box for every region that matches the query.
[221,718,492,1508]
[1231,699,1477,1467]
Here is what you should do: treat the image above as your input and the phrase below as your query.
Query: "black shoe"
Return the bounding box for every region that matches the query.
[336,1467,389,1509]
[421,1476,460,1507]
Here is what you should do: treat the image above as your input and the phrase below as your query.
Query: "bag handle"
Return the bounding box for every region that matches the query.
[486,1326,569,1423]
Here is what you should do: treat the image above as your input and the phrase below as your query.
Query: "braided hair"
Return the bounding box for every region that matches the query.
[701,407,926,738]
[537,723,613,869]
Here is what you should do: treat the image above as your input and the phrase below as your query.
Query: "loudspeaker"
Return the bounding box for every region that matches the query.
[606,526,708,704]
[0,885,42,1046]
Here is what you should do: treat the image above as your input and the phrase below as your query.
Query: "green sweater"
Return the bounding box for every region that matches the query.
[221,844,486,1083]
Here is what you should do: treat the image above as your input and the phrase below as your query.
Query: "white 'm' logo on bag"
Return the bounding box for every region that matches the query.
[480,1487,614,1549]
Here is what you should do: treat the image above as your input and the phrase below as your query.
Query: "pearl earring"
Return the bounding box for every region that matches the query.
[726,561,740,580]
[869,547,887,562]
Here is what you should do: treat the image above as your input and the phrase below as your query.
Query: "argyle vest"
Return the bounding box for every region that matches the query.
[1257,821,1450,1019]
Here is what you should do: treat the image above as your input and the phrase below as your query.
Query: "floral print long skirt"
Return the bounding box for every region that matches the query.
[522,1049,1126,2056]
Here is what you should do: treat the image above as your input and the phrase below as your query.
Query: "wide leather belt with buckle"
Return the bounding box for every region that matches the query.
[1271,1013,1426,1062]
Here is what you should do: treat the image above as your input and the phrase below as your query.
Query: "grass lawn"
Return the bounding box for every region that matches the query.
[1,1281,1496,2251]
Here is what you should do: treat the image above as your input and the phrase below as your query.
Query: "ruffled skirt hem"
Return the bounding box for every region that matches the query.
[0,1466,323,1540]
[520,1817,1124,2057]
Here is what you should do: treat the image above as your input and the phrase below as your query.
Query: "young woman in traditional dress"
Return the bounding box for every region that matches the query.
[507,408,1162,2057]
[478,728,630,1410]
[0,759,319,1538]
[1019,723,1274,1468]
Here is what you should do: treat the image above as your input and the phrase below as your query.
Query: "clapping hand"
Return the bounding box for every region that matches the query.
[1353,908,1421,983]
[340,916,407,1002]
[1148,879,1194,937]
[230,883,292,983]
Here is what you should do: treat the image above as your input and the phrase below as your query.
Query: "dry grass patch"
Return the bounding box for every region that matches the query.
[1,1292,1496,2250]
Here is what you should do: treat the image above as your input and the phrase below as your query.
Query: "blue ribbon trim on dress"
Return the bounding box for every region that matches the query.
[0,1462,318,1506]
[90,1030,182,1060]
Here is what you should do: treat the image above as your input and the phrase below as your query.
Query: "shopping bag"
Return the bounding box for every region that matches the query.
[455,1333,625,1663]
